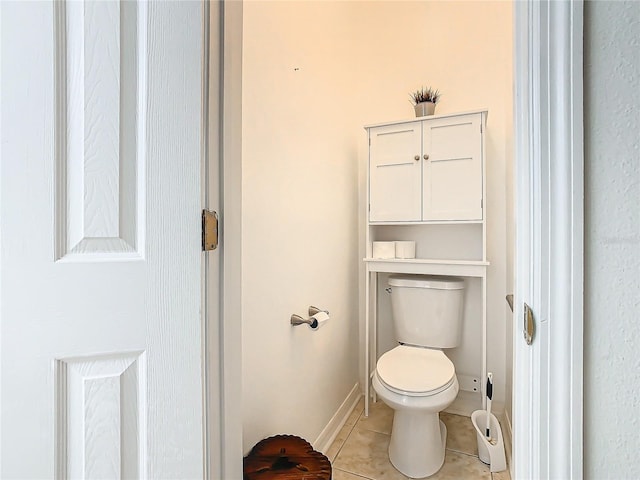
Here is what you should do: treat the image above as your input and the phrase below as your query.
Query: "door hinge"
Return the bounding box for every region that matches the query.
[202,209,218,251]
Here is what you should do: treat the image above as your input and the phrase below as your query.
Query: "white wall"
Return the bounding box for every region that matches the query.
[584,2,640,477]
[241,0,513,452]
[241,1,361,452]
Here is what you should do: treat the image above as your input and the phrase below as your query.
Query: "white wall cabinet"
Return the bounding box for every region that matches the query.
[363,110,489,418]
[369,112,485,222]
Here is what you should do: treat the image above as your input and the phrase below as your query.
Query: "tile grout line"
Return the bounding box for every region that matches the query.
[332,405,394,480]
[331,407,364,464]
[446,447,481,459]
[332,422,368,478]
[334,466,377,480]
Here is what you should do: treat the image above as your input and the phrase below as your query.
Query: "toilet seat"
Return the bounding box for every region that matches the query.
[376,345,455,397]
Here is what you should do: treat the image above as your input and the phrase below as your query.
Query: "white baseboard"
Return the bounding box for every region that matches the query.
[314,383,361,454]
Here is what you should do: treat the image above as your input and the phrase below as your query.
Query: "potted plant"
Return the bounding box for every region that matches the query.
[410,86,441,117]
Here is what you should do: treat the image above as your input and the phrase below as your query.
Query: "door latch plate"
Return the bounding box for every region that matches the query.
[524,302,534,345]
[202,209,218,251]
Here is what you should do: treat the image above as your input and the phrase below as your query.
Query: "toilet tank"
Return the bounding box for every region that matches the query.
[388,274,465,348]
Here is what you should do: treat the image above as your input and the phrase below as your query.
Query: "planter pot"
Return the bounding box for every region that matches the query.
[414,101,436,117]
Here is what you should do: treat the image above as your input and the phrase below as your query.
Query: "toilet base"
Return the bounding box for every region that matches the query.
[388,411,447,478]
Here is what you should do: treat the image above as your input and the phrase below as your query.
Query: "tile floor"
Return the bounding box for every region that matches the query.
[327,398,511,480]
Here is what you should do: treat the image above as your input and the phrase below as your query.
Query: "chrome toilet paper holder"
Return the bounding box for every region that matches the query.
[291,306,329,328]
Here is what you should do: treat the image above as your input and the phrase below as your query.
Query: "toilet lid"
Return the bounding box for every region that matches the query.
[377,345,455,396]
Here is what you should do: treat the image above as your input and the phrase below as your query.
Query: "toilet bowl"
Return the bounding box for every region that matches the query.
[373,344,459,478]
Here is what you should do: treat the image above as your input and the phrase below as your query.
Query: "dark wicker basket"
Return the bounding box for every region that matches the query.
[243,434,332,480]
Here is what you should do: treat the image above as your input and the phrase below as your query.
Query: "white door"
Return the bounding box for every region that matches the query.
[1,1,206,478]
[422,114,483,221]
[368,123,422,222]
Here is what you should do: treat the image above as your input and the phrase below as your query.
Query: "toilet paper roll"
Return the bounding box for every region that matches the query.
[310,311,330,330]
[372,241,395,259]
[395,241,416,259]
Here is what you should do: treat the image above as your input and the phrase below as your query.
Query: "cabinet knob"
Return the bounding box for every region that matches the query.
[424,154,430,160]
[414,155,420,161]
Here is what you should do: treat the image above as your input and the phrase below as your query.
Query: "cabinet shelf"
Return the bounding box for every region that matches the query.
[364,258,489,277]
[369,220,484,226]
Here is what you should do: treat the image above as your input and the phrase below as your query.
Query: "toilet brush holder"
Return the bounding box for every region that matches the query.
[471,410,507,473]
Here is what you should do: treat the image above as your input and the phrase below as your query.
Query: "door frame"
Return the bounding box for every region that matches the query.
[206,1,244,479]
[215,0,585,477]
[513,1,583,478]
[219,0,244,477]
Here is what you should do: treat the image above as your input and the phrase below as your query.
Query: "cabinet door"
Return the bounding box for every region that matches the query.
[369,122,422,222]
[423,113,483,221]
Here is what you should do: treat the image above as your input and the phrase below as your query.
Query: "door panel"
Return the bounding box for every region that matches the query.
[1,1,204,477]
[369,123,422,222]
[56,0,144,261]
[423,114,483,221]
[56,352,145,479]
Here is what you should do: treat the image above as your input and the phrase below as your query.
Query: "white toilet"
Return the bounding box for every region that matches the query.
[372,274,465,478]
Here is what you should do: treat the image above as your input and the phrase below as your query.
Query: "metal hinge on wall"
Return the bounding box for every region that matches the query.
[202,209,218,251]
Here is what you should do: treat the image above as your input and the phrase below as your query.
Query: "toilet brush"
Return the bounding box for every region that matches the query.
[485,372,493,440]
